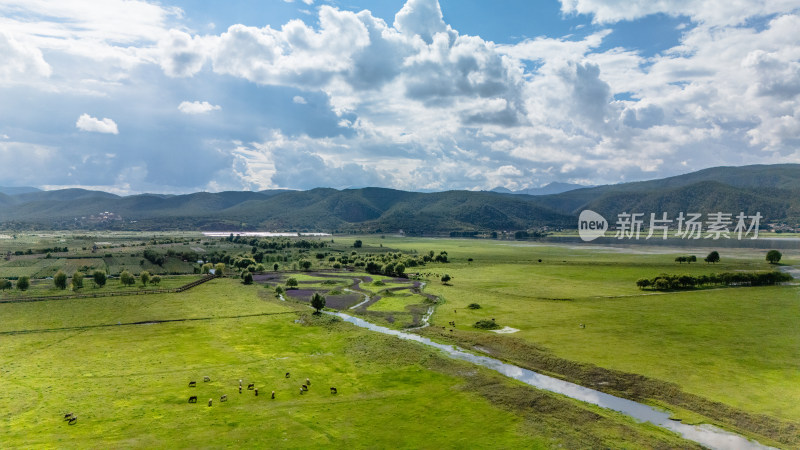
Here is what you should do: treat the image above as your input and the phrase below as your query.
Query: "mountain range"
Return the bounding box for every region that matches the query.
[0,164,797,232]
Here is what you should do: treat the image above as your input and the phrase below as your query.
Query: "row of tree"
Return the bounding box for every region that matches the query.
[636,271,791,290]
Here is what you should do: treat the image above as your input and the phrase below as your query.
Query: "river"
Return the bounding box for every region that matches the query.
[325,311,774,450]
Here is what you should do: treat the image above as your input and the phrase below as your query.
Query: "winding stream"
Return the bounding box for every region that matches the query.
[325,311,774,450]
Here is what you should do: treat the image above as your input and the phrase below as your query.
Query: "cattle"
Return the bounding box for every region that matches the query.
[330,387,337,394]
[188,396,197,403]
[271,391,275,399]
[188,381,196,387]
[247,383,255,390]
[285,372,290,378]
[239,379,243,386]
[301,384,308,391]
[299,388,304,395]
[579,323,585,329]
[220,395,227,402]
[203,376,210,382]
[305,378,311,386]
[208,399,213,407]
[68,416,77,425]
[64,413,73,420]
[239,386,242,394]
[255,389,258,396]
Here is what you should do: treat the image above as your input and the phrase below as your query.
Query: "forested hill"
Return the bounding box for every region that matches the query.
[0,164,798,232]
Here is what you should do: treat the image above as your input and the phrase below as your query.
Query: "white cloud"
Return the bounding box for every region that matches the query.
[76,114,119,134]
[3,0,800,192]
[0,30,52,82]
[158,30,208,77]
[559,0,799,26]
[178,101,221,114]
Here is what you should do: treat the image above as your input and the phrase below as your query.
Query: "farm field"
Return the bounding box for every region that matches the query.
[0,279,696,448]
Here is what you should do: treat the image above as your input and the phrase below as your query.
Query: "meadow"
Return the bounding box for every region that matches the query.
[360,236,799,445]
[0,279,696,448]
[2,232,797,447]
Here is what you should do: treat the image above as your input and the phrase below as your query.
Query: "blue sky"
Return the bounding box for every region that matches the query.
[0,0,798,194]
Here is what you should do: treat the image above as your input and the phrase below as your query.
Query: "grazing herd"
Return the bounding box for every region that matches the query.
[185,373,338,407]
[63,373,340,426]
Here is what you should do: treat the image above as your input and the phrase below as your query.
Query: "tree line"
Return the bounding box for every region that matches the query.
[636,271,791,290]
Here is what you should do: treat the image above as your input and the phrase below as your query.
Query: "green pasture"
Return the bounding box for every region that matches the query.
[356,237,800,425]
[0,279,694,448]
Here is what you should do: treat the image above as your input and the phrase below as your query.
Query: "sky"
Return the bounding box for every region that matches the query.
[0,0,798,195]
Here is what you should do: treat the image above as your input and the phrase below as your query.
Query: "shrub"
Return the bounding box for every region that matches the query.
[467,303,481,309]
[473,319,501,330]
[54,270,68,290]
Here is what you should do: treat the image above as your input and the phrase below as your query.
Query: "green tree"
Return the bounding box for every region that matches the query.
[766,250,782,264]
[72,272,84,289]
[201,263,213,274]
[273,263,279,271]
[54,270,68,290]
[140,271,151,286]
[675,256,686,264]
[150,275,161,286]
[704,251,720,264]
[311,292,326,313]
[300,260,312,270]
[275,286,284,295]
[214,263,225,276]
[353,240,362,248]
[688,255,697,263]
[286,277,298,289]
[441,274,451,284]
[0,278,11,290]
[120,270,136,287]
[242,272,254,285]
[17,276,30,291]
[93,270,107,288]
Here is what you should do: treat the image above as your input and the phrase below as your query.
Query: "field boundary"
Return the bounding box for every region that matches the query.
[0,274,218,304]
[0,310,298,336]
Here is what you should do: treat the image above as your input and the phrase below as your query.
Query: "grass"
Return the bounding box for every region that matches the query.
[351,236,800,443]
[0,279,696,448]
[0,275,203,301]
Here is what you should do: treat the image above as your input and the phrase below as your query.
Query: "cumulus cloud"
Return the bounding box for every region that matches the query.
[0,31,52,82]
[559,0,799,26]
[158,30,208,77]
[3,0,800,193]
[178,101,221,114]
[76,114,119,134]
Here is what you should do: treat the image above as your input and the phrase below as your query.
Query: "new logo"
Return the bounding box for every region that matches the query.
[578,210,607,242]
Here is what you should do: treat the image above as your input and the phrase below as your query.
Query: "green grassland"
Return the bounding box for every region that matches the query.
[0,275,203,301]
[352,237,800,440]
[0,279,696,448]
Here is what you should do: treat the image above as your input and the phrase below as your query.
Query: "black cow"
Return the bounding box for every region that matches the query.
[188,396,197,403]
[188,381,196,387]
[247,383,255,390]
[330,387,337,394]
